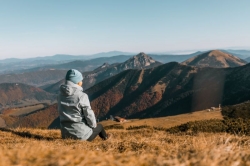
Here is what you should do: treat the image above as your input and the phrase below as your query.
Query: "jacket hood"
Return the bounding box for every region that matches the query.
[60,81,83,96]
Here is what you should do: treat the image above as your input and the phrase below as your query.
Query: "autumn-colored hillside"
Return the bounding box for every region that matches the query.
[85,62,250,120]
[0,83,56,110]
[1,104,58,128]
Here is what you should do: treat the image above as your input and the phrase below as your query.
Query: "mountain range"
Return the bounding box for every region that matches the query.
[85,61,250,119]
[2,49,249,75]
[1,52,193,75]
[0,51,134,64]
[25,55,133,73]
[6,59,249,127]
[43,52,162,93]
[0,51,134,74]
[43,50,246,94]
[1,49,250,128]
[82,52,162,82]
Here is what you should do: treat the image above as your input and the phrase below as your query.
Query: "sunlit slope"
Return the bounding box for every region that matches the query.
[182,50,247,68]
[101,109,223,129]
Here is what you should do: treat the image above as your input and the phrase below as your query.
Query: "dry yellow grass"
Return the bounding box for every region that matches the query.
[0,127,250,166]
[101,110,223,129]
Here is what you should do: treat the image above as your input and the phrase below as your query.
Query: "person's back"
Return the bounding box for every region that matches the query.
[57,69,110,141]
[58,80,94,140]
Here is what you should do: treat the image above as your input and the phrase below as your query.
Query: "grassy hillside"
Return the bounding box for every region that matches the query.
[0,104,249,165]
[0,127,250,166]
[101,109,223,129]
[1,106,222,129]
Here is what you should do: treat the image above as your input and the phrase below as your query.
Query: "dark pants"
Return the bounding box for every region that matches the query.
[87,124,107,141]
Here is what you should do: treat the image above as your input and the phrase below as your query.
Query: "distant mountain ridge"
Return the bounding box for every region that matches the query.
[148,51,204,63]
[182,50,247,68]
[0,70,67,87]
[0,51,134,74]
[12,55,134,74]
[43,52,162,93]
[223,50,250,59]
[0,51,134,63]
[2,49,249,75]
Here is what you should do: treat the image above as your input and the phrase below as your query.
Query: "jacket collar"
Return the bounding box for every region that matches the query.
[65,80,83,91]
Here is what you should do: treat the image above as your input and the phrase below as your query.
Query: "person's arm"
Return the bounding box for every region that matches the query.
[79,94,97,128]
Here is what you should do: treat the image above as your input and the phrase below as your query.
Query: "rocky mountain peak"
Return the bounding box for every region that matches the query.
[125,52,157,68]
[137,52,147,57]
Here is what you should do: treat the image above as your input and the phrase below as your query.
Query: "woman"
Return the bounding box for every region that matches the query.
[57,69,110,141]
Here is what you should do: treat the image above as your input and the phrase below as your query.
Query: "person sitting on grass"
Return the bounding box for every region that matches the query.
[57,69,111,141]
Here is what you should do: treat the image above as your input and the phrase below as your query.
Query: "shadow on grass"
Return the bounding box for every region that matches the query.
[0,127,56,141]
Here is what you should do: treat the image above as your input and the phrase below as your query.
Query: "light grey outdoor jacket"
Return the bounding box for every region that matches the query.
[57,81,97,140]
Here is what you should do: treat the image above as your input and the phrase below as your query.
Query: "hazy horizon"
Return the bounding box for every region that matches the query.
[1,0,250,59]
[1,47,250,60]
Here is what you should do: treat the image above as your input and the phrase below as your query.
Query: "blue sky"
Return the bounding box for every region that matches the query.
[0,0,250,59]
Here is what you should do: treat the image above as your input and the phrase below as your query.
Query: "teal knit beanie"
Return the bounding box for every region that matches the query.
[65,69,83,84]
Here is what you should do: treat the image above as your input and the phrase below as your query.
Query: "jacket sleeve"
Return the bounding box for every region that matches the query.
[79,94,97,128]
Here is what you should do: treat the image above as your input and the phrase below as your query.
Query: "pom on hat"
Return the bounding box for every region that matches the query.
[65,69,83,84]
